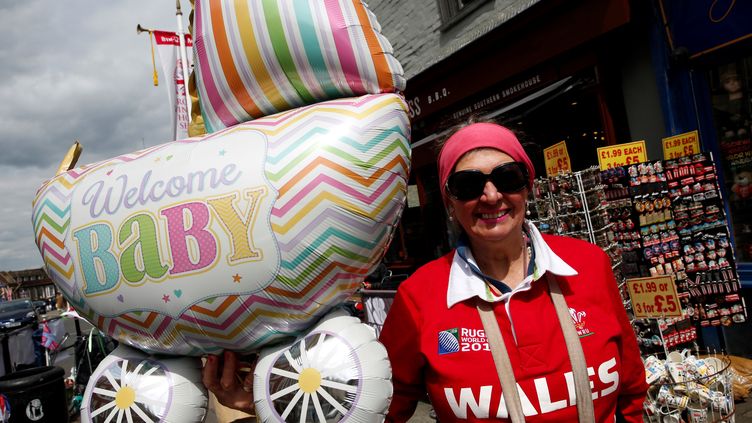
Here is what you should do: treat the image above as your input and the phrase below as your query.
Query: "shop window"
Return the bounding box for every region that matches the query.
[437,0,491,31]
[708,58,752,262]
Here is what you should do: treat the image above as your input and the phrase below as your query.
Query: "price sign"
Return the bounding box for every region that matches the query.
[543,141,572,176]
[626,276,682,319]
[662,130,700,160]
[596,140,647,170]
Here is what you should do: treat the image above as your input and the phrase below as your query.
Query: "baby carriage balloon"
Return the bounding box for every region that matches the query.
[31,1,410,421]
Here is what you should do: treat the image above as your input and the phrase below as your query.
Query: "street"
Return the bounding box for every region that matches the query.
[40,310,94,380]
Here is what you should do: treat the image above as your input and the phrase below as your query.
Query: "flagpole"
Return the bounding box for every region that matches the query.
[175,0,192,122]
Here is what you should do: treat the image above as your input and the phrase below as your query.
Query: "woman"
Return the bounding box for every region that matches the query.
[378,122,647,422]
[202,122,648,422]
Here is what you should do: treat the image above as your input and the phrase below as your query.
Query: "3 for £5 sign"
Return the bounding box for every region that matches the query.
[544,141,571,176]
[626,276,682,319]
[596,140,647,170]
[662,130,700,160]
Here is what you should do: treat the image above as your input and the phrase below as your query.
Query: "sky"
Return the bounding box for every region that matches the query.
[0,1,189,270]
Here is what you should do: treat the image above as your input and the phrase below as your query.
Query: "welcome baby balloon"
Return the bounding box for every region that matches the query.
[192,0,405,132]
[32,93,410,356]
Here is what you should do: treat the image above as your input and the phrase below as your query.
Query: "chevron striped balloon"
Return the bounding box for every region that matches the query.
[32,93,410,355]
[193,0,405,133]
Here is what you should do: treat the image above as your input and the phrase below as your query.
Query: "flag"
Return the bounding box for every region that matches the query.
[153,30,193,140]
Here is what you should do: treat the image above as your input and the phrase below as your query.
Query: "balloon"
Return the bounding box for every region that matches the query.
[80,344,207,423]
[32,93,410,355]
[253,309,392,422]
[193,0,405,132]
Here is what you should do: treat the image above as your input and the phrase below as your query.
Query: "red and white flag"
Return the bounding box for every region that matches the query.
[153,30,193,140]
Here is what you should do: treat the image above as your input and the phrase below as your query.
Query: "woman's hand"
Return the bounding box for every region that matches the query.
[202,350,257,415]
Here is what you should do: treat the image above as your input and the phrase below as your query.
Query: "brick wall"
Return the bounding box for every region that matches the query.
[367,0,541,79]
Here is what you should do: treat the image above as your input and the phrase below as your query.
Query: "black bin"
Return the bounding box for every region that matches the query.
[0,366,68,423]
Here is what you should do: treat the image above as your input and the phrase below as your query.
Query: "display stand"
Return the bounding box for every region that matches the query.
[531,167,621,266]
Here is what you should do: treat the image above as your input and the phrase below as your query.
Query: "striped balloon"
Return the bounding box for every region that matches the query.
[193,0,405,133]
[32,93,410,355]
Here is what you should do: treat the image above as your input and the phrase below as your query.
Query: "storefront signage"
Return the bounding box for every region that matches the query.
[662,130,700,160]
[543,141,572,176]
[448,74,545,122]
[626,276,683,319]
[596,140,647,170]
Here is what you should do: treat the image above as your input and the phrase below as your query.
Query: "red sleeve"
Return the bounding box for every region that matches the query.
[600,252,648,422]
[379,285,426,423]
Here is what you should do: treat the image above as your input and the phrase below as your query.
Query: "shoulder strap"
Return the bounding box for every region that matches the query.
[546,273,595,422]
[477,300,526,423]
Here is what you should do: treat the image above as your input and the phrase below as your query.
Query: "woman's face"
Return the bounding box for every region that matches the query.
[449,148,528,247]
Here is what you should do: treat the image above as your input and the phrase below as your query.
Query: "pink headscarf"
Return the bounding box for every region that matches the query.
[437,122,535,204]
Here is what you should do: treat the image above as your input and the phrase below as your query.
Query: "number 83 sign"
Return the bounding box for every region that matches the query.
[626,275,683,319]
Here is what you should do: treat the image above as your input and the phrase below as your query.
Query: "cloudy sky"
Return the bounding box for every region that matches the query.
[0,1,188,270]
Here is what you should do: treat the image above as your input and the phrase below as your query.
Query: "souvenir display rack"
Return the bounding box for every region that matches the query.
[664,154,747,330]
[600,153,747,356]
[530,167,621,269]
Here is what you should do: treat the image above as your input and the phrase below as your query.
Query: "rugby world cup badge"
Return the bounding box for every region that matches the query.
[438,328,460,354]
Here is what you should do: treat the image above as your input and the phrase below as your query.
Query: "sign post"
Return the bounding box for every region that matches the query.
[596,140,647,170]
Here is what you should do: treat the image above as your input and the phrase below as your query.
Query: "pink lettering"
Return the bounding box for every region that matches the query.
[161,202,217,274]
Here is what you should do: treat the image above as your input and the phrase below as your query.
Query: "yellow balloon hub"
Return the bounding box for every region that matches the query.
[298,368,322,393]
[115,386,136,409]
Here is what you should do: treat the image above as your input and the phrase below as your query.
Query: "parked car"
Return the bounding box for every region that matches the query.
[33,300,47,315]
[0,299,39,330]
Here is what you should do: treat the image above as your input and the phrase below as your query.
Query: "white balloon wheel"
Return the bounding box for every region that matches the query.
[254,312,392,422]
[80,345,207,423]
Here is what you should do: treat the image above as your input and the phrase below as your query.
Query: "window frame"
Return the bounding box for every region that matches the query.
[436,0,492,32]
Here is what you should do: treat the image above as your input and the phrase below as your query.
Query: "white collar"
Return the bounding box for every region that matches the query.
[446,222,578,308]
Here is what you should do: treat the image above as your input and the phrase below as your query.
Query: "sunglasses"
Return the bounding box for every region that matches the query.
[445,162,529,201]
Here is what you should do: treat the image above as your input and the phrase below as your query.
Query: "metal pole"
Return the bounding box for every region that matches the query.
[176,0,192,122]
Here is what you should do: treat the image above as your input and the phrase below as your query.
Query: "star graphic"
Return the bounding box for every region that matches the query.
[162,294,170,303]
[219,149,226,156]
[232,274,242,283]
[154,157,161,162]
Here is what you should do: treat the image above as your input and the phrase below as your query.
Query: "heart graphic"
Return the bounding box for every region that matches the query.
[116,295,124,302]
[106,170,113,176]
[174,289,182,298]
[166,155,173,161]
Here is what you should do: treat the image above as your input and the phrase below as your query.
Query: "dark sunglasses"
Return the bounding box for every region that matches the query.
[445,162,529,201]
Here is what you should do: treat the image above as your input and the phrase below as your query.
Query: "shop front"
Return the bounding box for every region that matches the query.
[388,0,641,270]
[655,0,752,356]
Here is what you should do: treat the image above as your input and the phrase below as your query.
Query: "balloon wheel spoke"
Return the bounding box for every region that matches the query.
[103,405,119,423]
[130,402,156,423]
[310,333,326,363]
[134,394,168,410]
[269,383,300,401]
[271,367,300,380]
[92,387,118,399]
[311,389,327,423]
[103,368,121,392]
[90,399,117,418]
[125,408,134,423]
[299,392,310,423]
[316,386,348,415]
[320,361,357,379]
[284,349,302,373]
[300,338,311,368]
[320,378,357,393]
[280,389,304,420]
